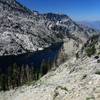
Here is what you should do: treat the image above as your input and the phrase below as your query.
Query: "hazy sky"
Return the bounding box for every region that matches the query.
[17,0,100,21]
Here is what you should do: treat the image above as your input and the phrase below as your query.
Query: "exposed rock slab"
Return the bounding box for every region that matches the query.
[0,57,100,100]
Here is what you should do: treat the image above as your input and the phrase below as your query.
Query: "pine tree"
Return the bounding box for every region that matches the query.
[11,63,19,88]
[0,73,8,91]
[41,59,50,75]
[20,65,25,85]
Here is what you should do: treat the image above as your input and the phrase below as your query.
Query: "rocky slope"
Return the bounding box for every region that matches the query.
[0,56,100,100]
[0,0,97,56]
[0,0,100,99]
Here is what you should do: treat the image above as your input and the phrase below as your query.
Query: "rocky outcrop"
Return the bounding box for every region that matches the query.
[79,34,100,58]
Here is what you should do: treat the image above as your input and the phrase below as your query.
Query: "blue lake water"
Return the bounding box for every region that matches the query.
[0,42,63,72]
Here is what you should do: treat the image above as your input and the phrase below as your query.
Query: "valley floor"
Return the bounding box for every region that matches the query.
[0,57,100,100]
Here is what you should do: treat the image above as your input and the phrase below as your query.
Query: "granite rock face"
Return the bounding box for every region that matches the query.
[0,0,97,56]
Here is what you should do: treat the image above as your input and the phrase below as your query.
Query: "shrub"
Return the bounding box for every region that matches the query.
[0,73,8,91]
[97,59,100,63]
[86,96,95,100]
[82,74,87,80]
[76,52,79,59]
[94,56,99,59]
[85,45,96,57]
[95,71,100,75]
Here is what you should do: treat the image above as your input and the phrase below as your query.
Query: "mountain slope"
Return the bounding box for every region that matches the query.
[0,0,100,99]
[0,0,97,56]
[0,56,100,100]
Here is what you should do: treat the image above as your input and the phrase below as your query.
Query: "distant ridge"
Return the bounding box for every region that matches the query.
[78,21,100,31]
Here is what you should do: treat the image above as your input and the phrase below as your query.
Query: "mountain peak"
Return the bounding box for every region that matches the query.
[43,13,69,21]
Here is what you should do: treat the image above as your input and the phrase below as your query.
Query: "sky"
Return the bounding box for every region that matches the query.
[17,0,100,21]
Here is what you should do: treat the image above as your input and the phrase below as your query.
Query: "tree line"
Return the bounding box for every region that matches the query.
[0,58,57,91]
[0,47,66,91]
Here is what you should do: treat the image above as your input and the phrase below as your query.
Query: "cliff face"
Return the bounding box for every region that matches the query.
[0,0,98,56]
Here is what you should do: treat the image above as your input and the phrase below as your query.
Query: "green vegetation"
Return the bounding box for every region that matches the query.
[0,59,56,91]
[95,71,100,75]
[85,45,96,57]
[97,59,100,63]
[41,59,51,75]
[0,73,8,91]
[86,96,95,100]
[0,48,66,91]
[97,51,100,55]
